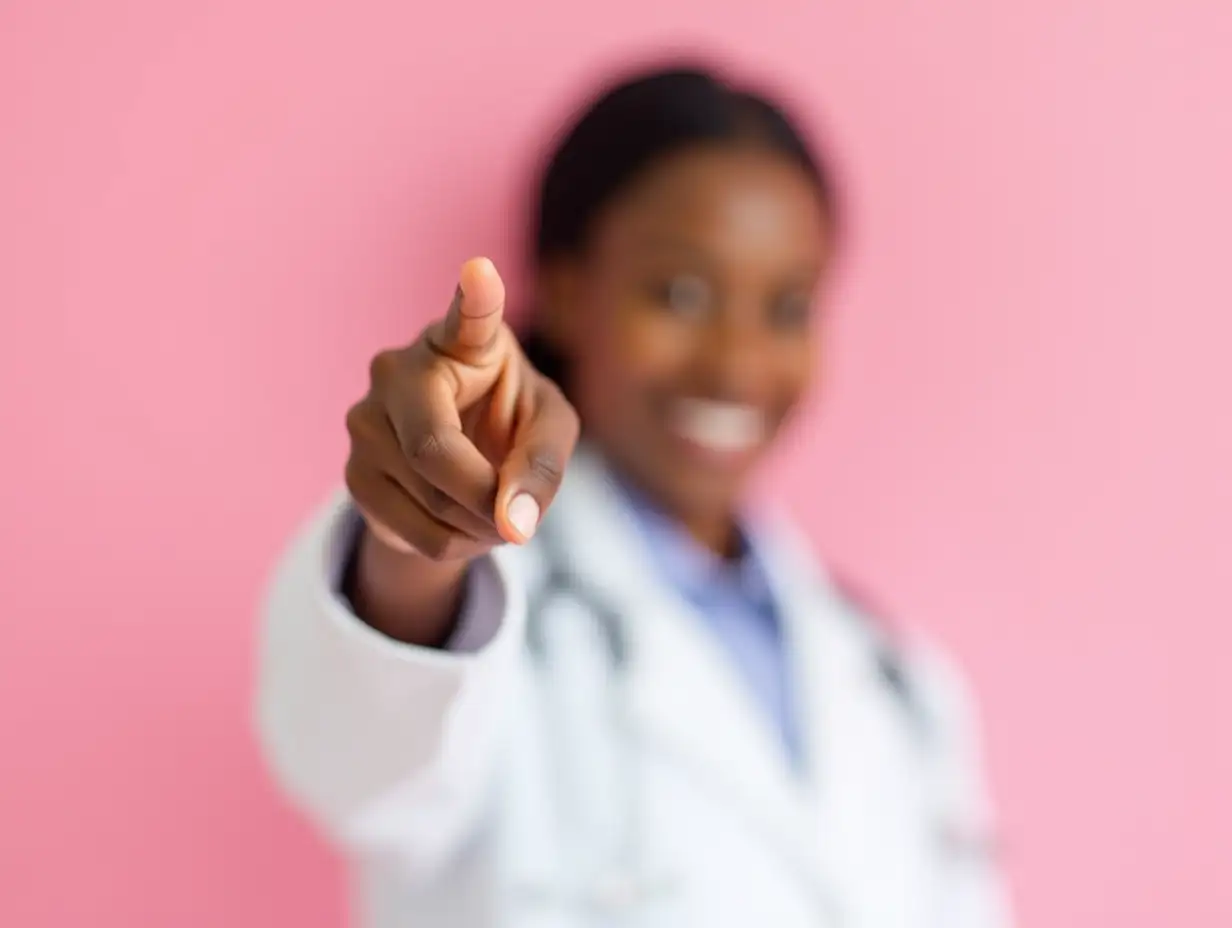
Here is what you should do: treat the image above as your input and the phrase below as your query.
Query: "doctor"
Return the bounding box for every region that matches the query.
[256,65,1011,927]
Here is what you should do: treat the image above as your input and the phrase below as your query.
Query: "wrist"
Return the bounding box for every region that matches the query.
[346,524,473,647]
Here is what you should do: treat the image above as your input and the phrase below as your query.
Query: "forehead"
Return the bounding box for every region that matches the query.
[591,145,832,267]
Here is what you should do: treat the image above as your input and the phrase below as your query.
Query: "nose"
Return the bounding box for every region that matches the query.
[695,307,774,400]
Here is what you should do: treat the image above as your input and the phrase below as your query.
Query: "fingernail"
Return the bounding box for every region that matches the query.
[508,493,540,541]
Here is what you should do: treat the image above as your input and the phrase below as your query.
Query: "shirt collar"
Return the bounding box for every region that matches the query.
[609,472,776,609]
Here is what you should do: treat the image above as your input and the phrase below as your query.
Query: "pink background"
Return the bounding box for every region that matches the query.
[3,1,1230,925]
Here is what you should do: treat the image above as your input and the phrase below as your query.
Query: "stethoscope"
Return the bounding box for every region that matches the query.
[519,520,672,917]
[514,518,936,922]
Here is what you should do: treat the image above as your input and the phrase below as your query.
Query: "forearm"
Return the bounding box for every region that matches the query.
[255,492,524,870]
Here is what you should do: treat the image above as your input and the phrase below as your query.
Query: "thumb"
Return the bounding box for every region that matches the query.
[433,257,507,363]
[493,382,579,544]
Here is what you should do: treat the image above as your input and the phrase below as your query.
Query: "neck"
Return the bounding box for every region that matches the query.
[599,453,744,561]
[682,511,744,562]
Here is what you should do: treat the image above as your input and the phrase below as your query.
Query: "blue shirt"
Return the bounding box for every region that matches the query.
[613,481,803,767]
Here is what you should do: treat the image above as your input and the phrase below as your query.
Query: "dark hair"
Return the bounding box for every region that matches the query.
[519,63,841,394]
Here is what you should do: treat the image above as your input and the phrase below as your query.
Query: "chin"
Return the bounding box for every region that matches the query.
[665,457,750,515]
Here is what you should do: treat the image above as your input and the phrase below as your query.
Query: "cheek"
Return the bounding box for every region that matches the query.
[770,334,820,410]
[617,311,697,383]
[575,293,693,402]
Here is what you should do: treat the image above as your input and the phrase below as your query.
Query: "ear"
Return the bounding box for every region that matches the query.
[534,257,585,354]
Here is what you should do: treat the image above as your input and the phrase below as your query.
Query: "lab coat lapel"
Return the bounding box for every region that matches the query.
[753,516,876,806]
[758,517,932,927]
[543,450,814,864]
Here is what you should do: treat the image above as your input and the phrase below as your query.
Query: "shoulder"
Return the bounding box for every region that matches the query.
[829,568,985,749]
[901,634,986,747]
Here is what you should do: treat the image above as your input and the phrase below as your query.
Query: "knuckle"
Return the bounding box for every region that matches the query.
[343,455,380,512]
[405,428,448,465]
[525,448,566,488]
[367,350,391,386]
[539,376,581,435]
[344,402,372,443]
[419,482,455,518]
[426,354,463,396]
[368,349,399,387]
[345,402,396,463]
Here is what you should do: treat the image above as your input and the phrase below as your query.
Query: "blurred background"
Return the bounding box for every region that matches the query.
[2,1,1230,925]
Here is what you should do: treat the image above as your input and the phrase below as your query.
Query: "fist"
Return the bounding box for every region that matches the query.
[345,258,580,561]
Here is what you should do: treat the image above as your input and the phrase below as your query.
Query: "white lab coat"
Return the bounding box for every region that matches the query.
[255,448,1011,928]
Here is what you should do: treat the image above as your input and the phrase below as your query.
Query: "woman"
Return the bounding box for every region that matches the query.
[256,65,1011,927]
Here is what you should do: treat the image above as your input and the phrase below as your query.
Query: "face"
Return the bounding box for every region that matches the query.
[540,144,836,540]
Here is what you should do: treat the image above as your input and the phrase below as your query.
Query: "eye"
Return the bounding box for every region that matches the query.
[652,274,712,319]
[768,291,813,331]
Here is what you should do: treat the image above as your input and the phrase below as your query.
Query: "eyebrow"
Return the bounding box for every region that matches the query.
[629,237,824,282]
[628,236,712,260]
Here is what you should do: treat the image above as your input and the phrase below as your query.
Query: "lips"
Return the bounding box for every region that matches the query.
[668,398,767,455]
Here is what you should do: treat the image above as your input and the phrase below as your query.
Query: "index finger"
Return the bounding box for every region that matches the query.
[432,257,507,363]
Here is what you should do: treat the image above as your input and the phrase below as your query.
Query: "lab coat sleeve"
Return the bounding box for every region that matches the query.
[912,643,1015,928]
[254,490,526,878]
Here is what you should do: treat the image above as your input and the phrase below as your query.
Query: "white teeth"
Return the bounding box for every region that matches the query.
[670,399,765,453]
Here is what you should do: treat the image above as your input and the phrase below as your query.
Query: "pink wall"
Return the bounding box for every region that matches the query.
[3,1,1230,925]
